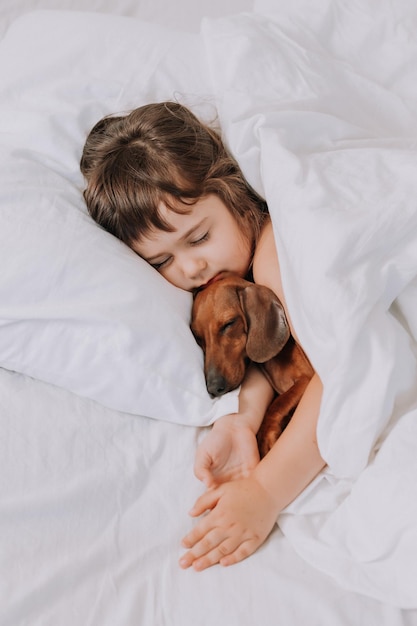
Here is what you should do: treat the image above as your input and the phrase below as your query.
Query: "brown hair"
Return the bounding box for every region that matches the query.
[80,101,267,250]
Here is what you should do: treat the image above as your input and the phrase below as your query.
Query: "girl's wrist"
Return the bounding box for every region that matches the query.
[213,411,262,435]
[238,410,265,434]
[252,458,288,514]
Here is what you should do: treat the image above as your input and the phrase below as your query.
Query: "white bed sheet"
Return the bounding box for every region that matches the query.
[1,366,414,626]
[1,1,417,625]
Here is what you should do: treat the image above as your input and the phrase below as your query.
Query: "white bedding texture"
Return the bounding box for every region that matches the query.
[1,1,417,625]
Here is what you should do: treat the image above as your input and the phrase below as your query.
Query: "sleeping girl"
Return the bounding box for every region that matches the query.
[80,101,325,571]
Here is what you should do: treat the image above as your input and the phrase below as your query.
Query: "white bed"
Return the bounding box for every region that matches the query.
[1,1,417,624]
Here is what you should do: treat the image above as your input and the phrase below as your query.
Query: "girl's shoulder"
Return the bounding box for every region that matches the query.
[252,218,280,289]
[253,218,294,334]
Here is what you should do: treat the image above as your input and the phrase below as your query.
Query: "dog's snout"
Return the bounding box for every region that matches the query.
[206,370,228,397]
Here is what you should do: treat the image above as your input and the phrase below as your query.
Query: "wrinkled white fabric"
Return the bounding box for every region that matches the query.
[1,2,417,617]
[203,2,417,606]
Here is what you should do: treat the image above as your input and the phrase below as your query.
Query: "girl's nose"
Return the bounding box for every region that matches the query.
[180,254,206,280]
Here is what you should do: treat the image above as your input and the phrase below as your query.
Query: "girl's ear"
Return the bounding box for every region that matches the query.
[238,284,290,362]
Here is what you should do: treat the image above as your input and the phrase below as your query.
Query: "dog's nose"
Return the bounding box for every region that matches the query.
[206,373,228,397]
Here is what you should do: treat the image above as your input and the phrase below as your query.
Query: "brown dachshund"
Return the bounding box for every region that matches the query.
[191,272,314,457]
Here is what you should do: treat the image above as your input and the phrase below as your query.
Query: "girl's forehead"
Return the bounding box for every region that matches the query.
[155,196,207,231]
[158,200,189,224]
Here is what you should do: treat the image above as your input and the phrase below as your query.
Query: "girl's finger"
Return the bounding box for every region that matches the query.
[181,509,215,549]
[194,465,214,488]
[188,487,220,517]
[193,450,212,483]
[219,538,258,567]
[192,537,243,571]
[179,527,225,568]
[180,530,241,571]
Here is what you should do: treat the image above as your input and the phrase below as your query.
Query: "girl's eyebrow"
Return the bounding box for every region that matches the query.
[179,218,208,242]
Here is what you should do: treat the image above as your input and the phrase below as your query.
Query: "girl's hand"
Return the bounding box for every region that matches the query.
[179,475,279,571]
[194,414,260,488]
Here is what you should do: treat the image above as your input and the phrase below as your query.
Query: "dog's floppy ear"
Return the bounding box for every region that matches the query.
[238,284,290,362]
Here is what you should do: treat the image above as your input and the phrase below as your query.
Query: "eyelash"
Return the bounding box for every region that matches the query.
[191,232,209,246]
[151,232,210,270]
[152,259,170,270]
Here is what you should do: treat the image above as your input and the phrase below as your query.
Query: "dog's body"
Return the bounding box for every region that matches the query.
[191,272,313,457]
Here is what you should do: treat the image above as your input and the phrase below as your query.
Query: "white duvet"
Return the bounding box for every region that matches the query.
[203,0,417,607]
[1,0,417,619]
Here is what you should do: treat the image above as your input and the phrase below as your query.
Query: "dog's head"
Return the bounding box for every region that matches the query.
[191,272,290,397]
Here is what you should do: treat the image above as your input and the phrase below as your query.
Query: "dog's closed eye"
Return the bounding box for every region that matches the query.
[220,318,237,334]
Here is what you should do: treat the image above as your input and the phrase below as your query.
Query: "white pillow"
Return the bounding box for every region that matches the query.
[0,11,239,423]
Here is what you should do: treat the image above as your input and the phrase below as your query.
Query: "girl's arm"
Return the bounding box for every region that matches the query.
[180,373,324,570]
[194,363,274,487]
[252,372,324,511]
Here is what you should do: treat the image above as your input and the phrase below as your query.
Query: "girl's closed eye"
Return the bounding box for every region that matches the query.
[190,231,209,246]
[152,256,172,270]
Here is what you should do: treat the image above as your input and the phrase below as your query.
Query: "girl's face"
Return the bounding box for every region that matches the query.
[132,195,252,292]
